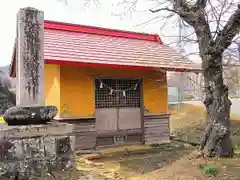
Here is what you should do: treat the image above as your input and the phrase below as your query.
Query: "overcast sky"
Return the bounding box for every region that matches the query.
[0,0,238,67]
[0,0,195,67]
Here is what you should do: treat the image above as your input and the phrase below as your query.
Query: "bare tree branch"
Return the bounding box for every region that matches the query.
[149,7,178,14]
[135,16,162,27]
[214,5,240,54]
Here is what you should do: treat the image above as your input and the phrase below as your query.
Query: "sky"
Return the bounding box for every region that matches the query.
[0,0,238,67]
[0,0,196,67]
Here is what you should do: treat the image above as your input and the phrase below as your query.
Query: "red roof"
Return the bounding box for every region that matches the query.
[10,20,201,77]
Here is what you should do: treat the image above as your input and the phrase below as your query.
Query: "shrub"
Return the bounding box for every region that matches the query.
[199,163,220,177]
[234,144,240,156]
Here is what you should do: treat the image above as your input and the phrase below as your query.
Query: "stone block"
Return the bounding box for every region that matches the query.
[44,136,57,169]
[17,159,50,180]
[0,140,13,161]
[46,123,74,136]
[44,136,56,157]
[0,162,18,179]
[56,136,72,155]
[3,123,74,139]
[10,139,24,160]
[57,155,75,171]
[23,137,44,159]
[0,120,75,179]
[0,139,24,161]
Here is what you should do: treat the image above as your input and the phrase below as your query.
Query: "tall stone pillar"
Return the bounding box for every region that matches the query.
[16,7,44,106]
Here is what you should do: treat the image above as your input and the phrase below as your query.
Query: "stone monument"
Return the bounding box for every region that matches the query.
[0,7,76,179]
[3,7,54,125]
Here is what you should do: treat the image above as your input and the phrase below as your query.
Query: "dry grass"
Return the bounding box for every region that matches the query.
[169,103,240,131]
[169,104,240,144]
[77,142,194,179]
[76,104,240,180]
[169,104,206,132]
[0,116,5,124]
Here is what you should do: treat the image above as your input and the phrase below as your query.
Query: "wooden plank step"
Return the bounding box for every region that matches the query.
[144,126,168,130]
[144,134,170,139]
[144,119,168,121]
[144,124,168,128]
[144,115,170,118]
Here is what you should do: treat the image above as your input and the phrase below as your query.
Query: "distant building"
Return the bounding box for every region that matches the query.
[167,71,203,101]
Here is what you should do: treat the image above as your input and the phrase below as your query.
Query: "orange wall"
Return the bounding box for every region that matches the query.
[44,64,61,117]
[59,66,168,118]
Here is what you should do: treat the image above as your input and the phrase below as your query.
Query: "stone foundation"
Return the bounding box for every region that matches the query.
[0,122,75,179]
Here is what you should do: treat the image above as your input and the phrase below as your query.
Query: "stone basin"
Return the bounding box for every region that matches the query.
[3,106,58,125]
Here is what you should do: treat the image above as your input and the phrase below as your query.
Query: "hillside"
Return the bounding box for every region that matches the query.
[0,65,16,89]
[0,65,15,113]
[0,65,9,73]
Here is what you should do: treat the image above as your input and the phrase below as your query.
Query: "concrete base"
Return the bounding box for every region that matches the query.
[0,122,75,179]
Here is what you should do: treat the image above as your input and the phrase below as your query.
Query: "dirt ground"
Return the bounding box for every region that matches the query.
[75,104,240,180]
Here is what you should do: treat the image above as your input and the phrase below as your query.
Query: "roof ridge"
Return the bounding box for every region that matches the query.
[44,20,163,43]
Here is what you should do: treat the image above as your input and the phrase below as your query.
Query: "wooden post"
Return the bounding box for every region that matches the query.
[16,7,44,106]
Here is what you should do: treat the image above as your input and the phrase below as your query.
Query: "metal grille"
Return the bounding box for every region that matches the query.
[95,79,141,108]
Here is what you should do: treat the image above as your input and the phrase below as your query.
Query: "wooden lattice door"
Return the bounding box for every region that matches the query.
[95,78,142,134]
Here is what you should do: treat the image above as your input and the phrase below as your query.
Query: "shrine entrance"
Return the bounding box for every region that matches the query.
[94,78,143,146]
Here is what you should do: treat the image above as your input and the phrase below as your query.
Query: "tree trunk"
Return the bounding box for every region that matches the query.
[199,56,234,157]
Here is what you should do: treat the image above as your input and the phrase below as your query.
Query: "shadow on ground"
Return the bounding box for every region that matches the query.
[96,143,193,177]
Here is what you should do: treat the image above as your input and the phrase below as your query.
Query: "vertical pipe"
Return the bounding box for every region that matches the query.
[178,18,184,107]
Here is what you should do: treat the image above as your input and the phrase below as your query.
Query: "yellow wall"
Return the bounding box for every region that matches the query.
[44,64,61,117]
[58,66,168,118]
